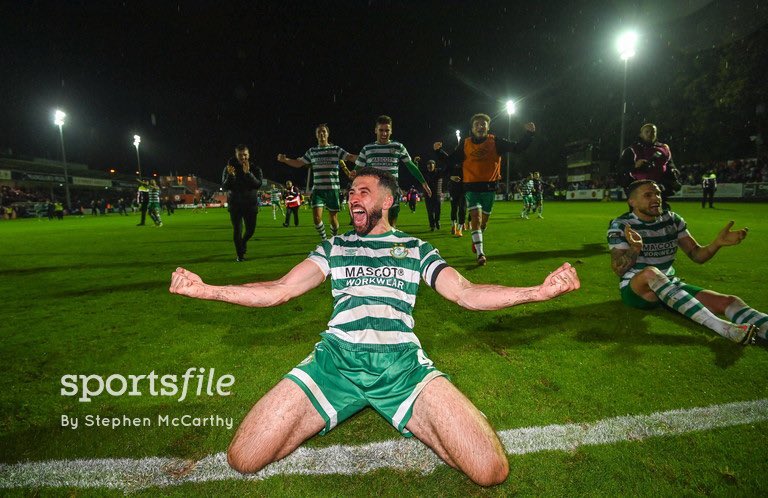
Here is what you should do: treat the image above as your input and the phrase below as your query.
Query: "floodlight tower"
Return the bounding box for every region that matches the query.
[505,100,516,200]
[617,31,638,155]
[133,135,142,178]
[53,110,71,211]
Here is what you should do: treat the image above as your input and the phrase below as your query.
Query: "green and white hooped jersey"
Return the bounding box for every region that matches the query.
[270,189,281,202]
[301,145,349,191]
[307,230,447,352]
[607,211,690,289]
[355,141,411,180]
[520,180,533,195]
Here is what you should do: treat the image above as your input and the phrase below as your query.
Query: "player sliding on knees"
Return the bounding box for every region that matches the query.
[607,179,765,344]
[170,167,580,487]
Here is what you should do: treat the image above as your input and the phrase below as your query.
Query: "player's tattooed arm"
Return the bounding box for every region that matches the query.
[610,225,643,277]
[610,247,640,277]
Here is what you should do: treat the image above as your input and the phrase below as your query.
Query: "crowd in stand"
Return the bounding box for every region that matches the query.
[675,158,768,185]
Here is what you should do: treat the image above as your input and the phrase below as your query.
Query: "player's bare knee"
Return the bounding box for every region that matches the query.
[471,454,509,487]
[722,295,740,307]
[226,446,255,474]
[639,266,663,283]
[226,441,269,475]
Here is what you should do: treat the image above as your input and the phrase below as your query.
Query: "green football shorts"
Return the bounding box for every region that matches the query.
[311,189,341,211]
[285,335,447,437]
[620,278,705,309]
[465,191,495,214]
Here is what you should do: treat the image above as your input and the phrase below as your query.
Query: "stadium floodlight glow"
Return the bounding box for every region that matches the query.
[455,129,461,143]
[133,134,142,178]
[54,110,66,126]
[617,31,638,60]
[505,100,516,116]
[617,30,638,155]
[53,109,72,211]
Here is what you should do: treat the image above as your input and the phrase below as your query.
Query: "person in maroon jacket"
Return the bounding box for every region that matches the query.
[618,123,681,210]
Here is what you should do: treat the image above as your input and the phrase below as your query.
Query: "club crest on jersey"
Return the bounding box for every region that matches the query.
[390,244,409,259]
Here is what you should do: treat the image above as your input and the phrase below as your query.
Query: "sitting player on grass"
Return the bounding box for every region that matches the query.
[607,179,765,345]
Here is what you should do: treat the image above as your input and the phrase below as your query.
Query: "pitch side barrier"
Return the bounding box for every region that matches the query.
[568,183,768,201]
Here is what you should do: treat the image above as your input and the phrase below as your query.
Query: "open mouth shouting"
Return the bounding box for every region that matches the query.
[351,204,368,228]
[350,203,383,236]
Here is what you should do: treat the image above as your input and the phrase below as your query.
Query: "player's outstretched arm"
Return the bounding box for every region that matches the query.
[434,263,580,311]
[169,259,325,307]
[680,221,749,264]
[276,154,307,169]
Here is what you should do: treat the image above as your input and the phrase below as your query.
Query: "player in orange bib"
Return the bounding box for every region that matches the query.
[434,113,535,265]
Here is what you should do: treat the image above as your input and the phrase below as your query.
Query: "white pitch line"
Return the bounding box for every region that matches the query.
[1,398,766,491]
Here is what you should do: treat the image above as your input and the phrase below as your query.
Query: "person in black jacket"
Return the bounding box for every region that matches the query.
[223,145,263,262]
[423,160,445,231]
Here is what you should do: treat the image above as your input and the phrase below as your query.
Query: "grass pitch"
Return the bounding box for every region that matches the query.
[1,200,767,496]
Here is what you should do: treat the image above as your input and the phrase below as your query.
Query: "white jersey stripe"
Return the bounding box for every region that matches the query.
[331,285,417,307]
[328,305,415,330]
[326,327,422,346]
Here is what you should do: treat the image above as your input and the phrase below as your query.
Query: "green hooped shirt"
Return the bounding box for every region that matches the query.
[307,229,447,352]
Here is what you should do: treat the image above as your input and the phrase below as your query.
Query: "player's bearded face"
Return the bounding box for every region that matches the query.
[631,185,662,218]
[350,200,384,236]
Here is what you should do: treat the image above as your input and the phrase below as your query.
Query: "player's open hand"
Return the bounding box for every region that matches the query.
[226,164,236,176]
[524,122,536,133]
[433,142,443,151]
[422,183,432,198]
[277,153,286,163]
[625,225,643,251]
[170,267,206,299]
[716,220,748,247]
[539,263,580,299]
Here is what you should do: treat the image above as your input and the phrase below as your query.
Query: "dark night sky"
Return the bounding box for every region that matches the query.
[1,1,767,187]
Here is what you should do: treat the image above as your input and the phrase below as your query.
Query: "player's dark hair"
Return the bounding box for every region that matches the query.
[235,144,248,152]
[626,179,658,197]
[354,167,397,198]
[376,115,392,126]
